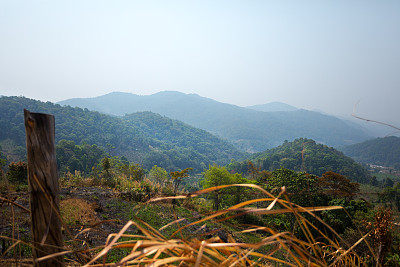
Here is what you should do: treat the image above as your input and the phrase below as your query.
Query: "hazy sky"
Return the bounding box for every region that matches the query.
[1,1,399,124]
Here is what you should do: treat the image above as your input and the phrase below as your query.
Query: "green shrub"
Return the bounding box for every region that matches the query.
[6,161,27,184]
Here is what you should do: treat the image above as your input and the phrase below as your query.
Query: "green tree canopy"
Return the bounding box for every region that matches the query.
[201,165,254,210]
[149,165,169,185]
[262,167,321,207]
[170,167,193,193]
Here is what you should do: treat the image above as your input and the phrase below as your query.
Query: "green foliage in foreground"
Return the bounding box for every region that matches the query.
[2,160,399,266]
[201,165,256,210]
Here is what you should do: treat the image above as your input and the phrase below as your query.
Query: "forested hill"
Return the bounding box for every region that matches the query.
[341,136,400,169]
[58,91,371,152]
[229,138,371,183]
[0,96,245,172]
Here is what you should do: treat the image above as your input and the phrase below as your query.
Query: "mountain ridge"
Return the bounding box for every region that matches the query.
[58,91,372,152]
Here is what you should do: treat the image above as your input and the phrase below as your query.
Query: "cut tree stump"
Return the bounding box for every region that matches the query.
[24,109,64,267]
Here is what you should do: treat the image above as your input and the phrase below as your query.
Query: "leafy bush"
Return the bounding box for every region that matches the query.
[6,161,27,185]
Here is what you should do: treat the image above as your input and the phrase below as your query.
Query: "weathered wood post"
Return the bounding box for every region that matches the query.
[24,109,64,266]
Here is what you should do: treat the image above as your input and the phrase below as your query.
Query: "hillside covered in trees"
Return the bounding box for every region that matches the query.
[0,96,245,172]
[229,138,371,183]
[1,96,399,266]
[58,91,372,152]
[341,136,400,170]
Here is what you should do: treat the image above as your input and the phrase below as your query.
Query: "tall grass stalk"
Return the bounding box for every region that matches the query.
[76,184,371,266]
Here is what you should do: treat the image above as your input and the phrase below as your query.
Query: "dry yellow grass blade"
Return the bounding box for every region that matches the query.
[0,239,24,258]
[133,216,169,241]
[79,184,370,266]
[329,231,371,267]
[149,183,277,203]
[194,240,206,267]
[84,220,135,266]
[149,256,195,266]
[158,218,186,232]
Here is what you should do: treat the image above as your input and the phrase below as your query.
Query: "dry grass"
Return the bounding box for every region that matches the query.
[75,184,371,266]
[60,198,99,227]
[1,184,378,266]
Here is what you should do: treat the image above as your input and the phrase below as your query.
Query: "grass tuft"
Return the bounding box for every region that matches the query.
[81,184,368,266]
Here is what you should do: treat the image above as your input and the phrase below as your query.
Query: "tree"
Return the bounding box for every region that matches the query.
[318,171,360,199]
[170,167,193,194]
[149,165,169,185]
[382,177,394,188]
[256,170,272,187]
[231,173,255,205]
[379,183,400,211]
[265,167,321,207]
[322,198,370,234]
[247,161,260,180]
[101,157,112,180]
[119,163,145,181]
[56,140,107,175]
[201,165,235,210]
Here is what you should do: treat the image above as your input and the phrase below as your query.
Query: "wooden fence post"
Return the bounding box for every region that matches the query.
[24,109,64,266]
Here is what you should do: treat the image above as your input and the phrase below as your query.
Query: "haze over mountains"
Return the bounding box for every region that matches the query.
[58,91,372,152]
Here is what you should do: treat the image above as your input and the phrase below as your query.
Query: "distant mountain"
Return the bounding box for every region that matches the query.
[0,96,245,172]
[340,136,400,170]
[246,102,298,112]
[229,138,371,183]
[58,91,372,152]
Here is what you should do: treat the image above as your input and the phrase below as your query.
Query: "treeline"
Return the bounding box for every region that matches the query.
[228,138,371,184]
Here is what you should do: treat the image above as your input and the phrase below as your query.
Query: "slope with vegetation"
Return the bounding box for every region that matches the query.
[1,95,399,266]
[2,160,398,266]
[58,91,372,152]
[0,96,245,172]
[122,111,244,172]
[341,136,400,170]
[229,138,371,183]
